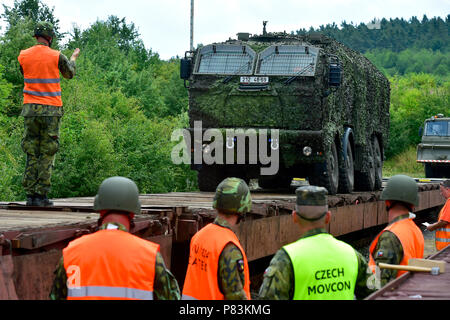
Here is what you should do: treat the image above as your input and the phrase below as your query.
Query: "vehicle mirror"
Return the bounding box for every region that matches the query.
[180,58,192,80]
[329,63,341,87]
[419,126,423,137]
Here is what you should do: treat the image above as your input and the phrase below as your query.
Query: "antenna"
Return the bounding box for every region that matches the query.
[190,0,194,51]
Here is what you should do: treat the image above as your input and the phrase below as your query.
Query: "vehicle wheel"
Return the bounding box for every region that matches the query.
[425,163,434,178]
[372,136,383,190]
[197,165,226,191]
[310,142,339,195]
[338,140,354,193]
[424,163,445,178]
[355,141,376,191]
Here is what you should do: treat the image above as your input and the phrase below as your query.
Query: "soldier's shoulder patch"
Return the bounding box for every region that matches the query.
[263,266,276,277]
[237,259,245,273]
[376,251,384,257]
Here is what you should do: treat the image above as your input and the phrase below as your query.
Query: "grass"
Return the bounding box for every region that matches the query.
[383,145,425,178]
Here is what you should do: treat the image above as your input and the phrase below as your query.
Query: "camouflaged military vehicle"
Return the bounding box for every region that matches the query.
[180,29,390,194]
[417,114,450,178]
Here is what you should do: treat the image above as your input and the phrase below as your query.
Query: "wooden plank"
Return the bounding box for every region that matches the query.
[330,205,363,236]
[377,200,388,225]
[430,190,445,208]
[0,255,18,300]
[408,258,446,272]
[416,191,430,212]
[0,210,99,232]
[363,202,378,229]
[235,216,281,261]
[12,249,61,300]
[146,234,173,269]
[279,214,301,246]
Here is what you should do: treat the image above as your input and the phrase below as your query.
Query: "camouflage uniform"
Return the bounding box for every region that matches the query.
[214,215,248,300]
[258,228,375,300]
[49,222,180,300]
[371,214,408,286]
[20,41,76,198]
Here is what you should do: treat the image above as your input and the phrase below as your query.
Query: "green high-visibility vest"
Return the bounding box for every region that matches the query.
[283,233,358,300]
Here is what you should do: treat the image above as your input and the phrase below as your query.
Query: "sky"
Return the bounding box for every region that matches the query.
[0,0,449,60]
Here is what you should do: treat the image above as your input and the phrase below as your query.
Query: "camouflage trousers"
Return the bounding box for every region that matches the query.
[21,116,61,196]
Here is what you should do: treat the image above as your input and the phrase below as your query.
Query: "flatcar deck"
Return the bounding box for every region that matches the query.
[366,245,450,300]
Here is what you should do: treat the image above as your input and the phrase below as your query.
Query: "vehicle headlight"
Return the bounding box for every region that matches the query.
[303,146,312,156]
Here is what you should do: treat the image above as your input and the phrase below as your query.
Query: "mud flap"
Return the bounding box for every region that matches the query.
[0,255,18,300]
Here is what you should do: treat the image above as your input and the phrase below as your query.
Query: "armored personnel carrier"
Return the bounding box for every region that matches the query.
[417,114,450,178]
[180,26,390,194]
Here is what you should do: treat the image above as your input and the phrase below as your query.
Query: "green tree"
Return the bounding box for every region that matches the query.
[2,0,61,38]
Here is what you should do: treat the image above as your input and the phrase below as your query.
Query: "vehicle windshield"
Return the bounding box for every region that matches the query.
[195,44,256,75]
[255,45,319,76]
[425,120,450,136]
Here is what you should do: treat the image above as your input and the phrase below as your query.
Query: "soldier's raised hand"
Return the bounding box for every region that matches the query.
[70,48,80,62]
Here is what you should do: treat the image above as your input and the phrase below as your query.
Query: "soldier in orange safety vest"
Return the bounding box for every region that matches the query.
[49,176,180,300]
[18,21,80,207]
[425,179,450,251]
[369,175,424,287]
[182,177,252,300]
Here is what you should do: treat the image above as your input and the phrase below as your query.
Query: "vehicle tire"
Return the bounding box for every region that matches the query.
[372,136,383,190]
[197,165,226,191]
[310,142,339,195]
[425,163,434,178]
[424,163,446,178]
[355,142,376,191]
[338,139,354,193]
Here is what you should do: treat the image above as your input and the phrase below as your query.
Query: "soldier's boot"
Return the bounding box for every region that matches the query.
[34,194,54,207]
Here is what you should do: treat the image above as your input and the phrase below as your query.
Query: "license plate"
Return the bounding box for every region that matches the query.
[240,76,269,84]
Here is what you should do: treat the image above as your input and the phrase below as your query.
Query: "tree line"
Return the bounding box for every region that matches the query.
[295,15,449,53]
[295,15,449,77]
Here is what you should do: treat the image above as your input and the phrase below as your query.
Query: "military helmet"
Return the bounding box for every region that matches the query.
[93,176,141,216]
[213,177,252,216]
[34,21,55,39]
[381,174,419,207]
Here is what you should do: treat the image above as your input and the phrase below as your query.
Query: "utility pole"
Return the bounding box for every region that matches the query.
[190,0,194,51]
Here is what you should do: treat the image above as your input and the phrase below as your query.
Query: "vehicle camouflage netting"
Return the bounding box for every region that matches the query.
[187,32,390,168]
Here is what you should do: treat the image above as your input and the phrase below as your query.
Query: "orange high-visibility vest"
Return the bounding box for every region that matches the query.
[18,45,62,106]
[369,218,424,277]
[182,223,251,300]
[436,199,450,251]
[63,229,159,300]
